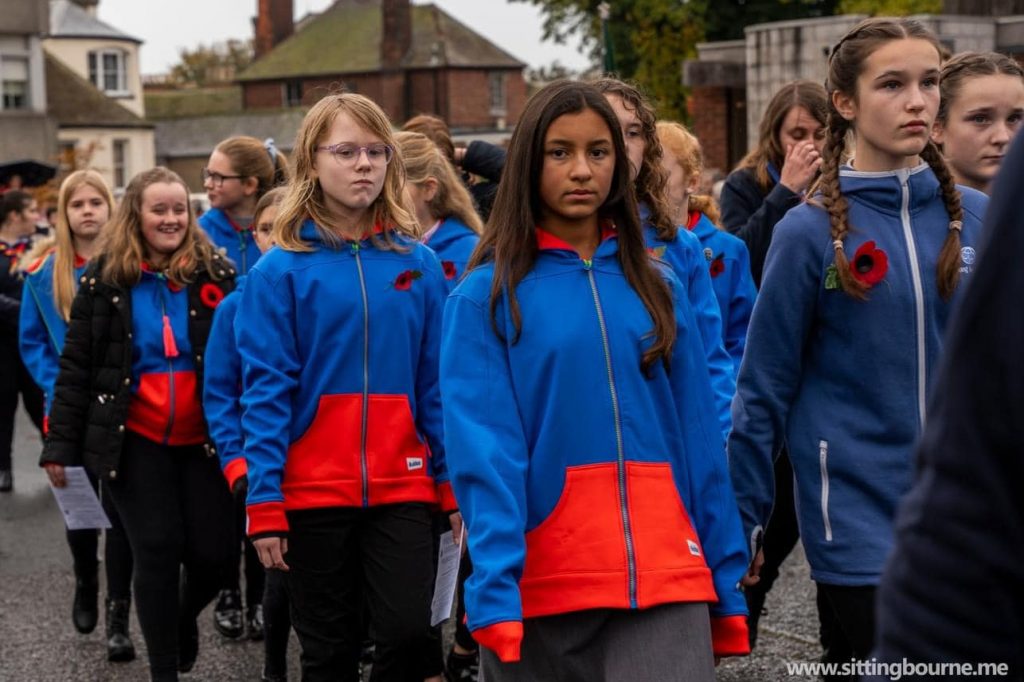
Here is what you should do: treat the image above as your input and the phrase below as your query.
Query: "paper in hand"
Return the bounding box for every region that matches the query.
[50,466,111,530]
[430,526,466,627]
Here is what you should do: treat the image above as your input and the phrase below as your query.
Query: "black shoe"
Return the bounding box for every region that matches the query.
[262,667,288,682]
[212,589,244,639]
[445,647,479,682]
[72,575,99,634]
[106,598,136,662]
[178,615,199,673]
[246,604,265,641]
[0,469,12,492]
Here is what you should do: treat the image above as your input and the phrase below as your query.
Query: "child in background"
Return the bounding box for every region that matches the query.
[656,122,755,376]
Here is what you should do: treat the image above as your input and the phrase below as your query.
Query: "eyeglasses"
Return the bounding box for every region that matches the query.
[316,143,394,167]
[201,168,245,187]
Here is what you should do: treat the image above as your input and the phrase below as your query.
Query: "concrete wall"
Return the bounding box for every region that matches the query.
[58,126,155,190]
[3,0,49,34]
[0,113,58,163]
[43,37,145,117]
[0,1,54,163]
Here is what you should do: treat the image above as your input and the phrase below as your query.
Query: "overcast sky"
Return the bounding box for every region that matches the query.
[95,0,592,75]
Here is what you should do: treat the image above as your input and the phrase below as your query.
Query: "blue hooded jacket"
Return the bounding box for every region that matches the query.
[422,217,480,293]
[199,207,261,274]
[728,163,988,585]
[203,275,247,489]
[441,229,750,661]
[237,222,452,536]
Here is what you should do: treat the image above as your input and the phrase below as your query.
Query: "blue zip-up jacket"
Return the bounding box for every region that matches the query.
[728,163,988,586]
[238,221,452,536]
[126,267,206,446]
[203,275,247,490]
[687,212,756,376]
[19,250,87,415]
[422,217,480,293]
[641,207,735,437]
[441,229,750,662]
[199,207,260,274]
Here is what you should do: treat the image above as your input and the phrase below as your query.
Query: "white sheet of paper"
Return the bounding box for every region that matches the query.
[430,527,465,627]
[50,467,111,530]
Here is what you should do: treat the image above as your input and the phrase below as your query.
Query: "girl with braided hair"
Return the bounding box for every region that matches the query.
[932,51,1024,194]
[728,17,988,673]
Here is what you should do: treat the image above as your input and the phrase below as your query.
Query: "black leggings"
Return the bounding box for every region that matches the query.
[66,472,133,600]
[225,487,265,607]
[106,432,234,677]
[0,351,44,470]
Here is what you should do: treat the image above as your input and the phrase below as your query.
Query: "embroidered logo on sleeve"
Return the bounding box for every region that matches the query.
[960,246,976,274]
[687,539,702,557]
[406,457,424,471]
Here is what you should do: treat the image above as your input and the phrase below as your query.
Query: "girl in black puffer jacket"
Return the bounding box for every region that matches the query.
[42,167,236,682]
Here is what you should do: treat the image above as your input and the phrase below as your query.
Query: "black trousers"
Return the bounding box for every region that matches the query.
[285,503,435,682]
[226,488,265,607]
[817,583,877,682]
[106,432,234,677]
[66,471,133,601]
[0,349,44,470]
[263,568,292,677]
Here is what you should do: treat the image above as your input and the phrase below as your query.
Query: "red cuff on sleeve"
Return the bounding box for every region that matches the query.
[223,457,248,491]
[246,501,289,537]
[711,614,750,657]
[472,621,523,663]
[437,480,458,512]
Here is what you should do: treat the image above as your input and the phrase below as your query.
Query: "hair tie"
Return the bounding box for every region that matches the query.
[949,220,962,232]
[264,138,279,163]
[832,239,844,252]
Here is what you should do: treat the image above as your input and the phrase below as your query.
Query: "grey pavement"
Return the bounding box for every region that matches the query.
[1,406,822,681]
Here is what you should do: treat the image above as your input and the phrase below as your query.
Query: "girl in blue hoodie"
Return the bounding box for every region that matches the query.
[199,136,289,274]
[441,79,749,681]
[657,121,756,377]
[728,18,988,671]
[20,170,136,662]
[237,93,455,682]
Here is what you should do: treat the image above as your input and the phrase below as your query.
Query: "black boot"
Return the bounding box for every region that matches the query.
[212,588,244,639]
[178,614,199,673]
[246,603,265,641]
[106,598,136,662]
[72,573,99,634]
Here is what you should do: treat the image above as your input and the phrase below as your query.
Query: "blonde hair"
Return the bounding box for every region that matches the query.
[23,170,114,321]
[274,93,418,252]
[214,136,290,198]
[655,121,722,226]
[101,167,227,288]
[394,131,483,235]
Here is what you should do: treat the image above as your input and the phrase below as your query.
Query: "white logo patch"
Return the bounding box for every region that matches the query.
[961,246,976,266]
[687,540,702,557]
[406,457,423,471]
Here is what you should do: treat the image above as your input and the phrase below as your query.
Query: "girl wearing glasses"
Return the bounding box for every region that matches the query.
[237,93,456,681]
[199,136,288,274]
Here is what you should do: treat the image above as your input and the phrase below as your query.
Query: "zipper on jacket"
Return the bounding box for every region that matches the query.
[818,440,833,542]
[584,262,638,608]
[353,243,371,507]
[159,291,176,445]
[897,170,928,428]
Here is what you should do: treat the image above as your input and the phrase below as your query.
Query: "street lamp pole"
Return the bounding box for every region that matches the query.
[599,2,616,75]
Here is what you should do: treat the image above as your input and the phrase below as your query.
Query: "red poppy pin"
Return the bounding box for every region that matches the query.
[200,283,225,309]
[442,261,457,280]
[393,269,423,291]
[850,240,888,286]
[709,253,725,279]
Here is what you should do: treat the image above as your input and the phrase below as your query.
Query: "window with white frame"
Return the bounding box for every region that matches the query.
[0,53,30,111]
[489,71,507,116]
[88,49,129,95]
[112,139,128,189]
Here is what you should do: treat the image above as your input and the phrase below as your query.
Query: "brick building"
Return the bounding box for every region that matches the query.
[237,0,527,131]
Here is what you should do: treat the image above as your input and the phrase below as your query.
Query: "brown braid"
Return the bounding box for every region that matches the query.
[819,111,869,300]
[919,141,964,300]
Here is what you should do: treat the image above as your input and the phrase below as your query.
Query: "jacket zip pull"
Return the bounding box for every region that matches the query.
[582,258,593,270]
[162,314,179,359]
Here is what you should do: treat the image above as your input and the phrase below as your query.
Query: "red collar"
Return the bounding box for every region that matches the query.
[74,253,87,268]
[685,211,701,230]
[535,221,617,253]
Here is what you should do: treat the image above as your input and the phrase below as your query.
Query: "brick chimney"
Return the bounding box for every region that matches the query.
[381,0,412,69]
[70,0,99,16]
[254,0,294,59]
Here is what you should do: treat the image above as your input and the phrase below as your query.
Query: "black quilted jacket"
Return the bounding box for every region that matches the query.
[41,253,235,481]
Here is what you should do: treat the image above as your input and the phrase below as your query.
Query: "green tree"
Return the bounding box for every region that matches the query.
[837,0,941,12]
[169,39,254,87]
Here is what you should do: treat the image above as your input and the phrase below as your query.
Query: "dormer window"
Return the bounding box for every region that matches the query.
[88,49,129,96]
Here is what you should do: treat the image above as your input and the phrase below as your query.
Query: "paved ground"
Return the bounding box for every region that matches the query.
[1,406,822,681]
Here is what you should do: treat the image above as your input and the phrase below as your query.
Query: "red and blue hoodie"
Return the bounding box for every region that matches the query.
[19,249,87,416]
[421,216,480,293]
[686,211,757,377]
[126,265,206,446]
[440,228,750,663]
[203,275,248,489]
[641,205,734,438]
[238,221,453,537]
[199,207,261,274]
